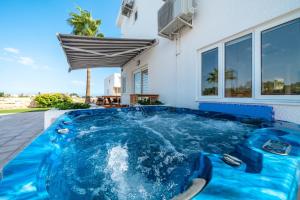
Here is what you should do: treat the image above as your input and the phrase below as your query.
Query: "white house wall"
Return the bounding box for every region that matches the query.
[119,0,300,123]
[118,1,164,38]
[104,73,121,96]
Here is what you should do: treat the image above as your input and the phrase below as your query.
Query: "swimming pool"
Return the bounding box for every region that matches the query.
[0,106,299,199]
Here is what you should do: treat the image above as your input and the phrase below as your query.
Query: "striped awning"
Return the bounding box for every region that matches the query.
[57,34,156,71]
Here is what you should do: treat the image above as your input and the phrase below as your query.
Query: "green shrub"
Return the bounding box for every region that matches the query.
[70,93,80,98]
[55,102,90,110]
[34,93,73,108]
[137,99,163,105]
[0,92,4,97]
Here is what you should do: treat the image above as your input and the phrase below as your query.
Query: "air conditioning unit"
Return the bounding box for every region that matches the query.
[158,0,196,40]
[121,0,135,17]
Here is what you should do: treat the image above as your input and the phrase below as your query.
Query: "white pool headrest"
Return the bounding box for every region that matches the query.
[172,178,206,200]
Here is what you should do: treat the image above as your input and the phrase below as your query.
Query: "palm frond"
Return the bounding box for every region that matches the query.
[67,6,104,37]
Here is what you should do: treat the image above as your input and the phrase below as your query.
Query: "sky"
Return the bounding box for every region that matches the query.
[0,0,121,96]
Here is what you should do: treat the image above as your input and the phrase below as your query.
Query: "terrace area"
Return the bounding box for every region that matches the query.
[0,112,44,171]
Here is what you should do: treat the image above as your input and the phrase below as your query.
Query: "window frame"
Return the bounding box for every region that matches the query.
[221,31,255,102]
[133,66,149,95]
[121,74,127,94]
[196,12,300,103]
[141,68,149,94]
[256,16,300,100]
[224,33,254,99]
[198,44,223,99]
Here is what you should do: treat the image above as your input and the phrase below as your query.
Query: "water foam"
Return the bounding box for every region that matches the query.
[106,145,129,200]
[44,109,256,199]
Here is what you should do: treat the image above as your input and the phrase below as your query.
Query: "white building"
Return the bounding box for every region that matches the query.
[116,0,300,123]
[58,0,300,124]
[104,73,121,96]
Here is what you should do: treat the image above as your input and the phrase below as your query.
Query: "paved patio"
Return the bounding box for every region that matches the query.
[0,112,44,171]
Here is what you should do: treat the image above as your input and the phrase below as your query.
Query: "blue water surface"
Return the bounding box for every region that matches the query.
[0,106,299,200]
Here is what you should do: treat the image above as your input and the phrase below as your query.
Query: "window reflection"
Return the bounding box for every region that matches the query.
[134,71,141,94]
[201,48,218,96]
[141,69,148,94]
[261,18,300,95]
[225,34,252,97]
[121,76,126,93]
[134,69,149,94]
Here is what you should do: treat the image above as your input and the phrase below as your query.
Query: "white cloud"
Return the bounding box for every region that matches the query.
[4,47,20,54]
[32,65,51,71]
[18,56,35,66]
[1,48,51,71]
[41,65,51,70]
[0,56,13,62]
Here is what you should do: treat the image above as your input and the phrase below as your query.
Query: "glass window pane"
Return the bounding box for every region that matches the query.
[142,69,149,94]
[261,18,300,95]
[201,48,218,96]
[225,34,252,98]
[122,76,126,93]
[134,72,141,94]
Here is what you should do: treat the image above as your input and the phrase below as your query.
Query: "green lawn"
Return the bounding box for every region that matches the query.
[0,108,50,114]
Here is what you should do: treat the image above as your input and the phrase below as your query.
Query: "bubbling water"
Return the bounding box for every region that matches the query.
[106,146,129,199]
[46,110,257,199]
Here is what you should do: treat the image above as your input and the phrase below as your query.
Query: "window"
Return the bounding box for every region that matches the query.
[201,48,218,96]
[261,18,300,95]
[198,16,300,102]
[114,87,121,95]
[225,34,252,98]
[141,69,149,93]
[121,76,127,93]
[134,10,138,21]
[134,71,141,94]
[134,68,149,94]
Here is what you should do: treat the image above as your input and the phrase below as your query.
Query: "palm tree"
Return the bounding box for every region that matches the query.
[67,7,104,103]
[225,68,237,81]
[206,68,237,83]
[206,68,218,84]
[205,68,218,95]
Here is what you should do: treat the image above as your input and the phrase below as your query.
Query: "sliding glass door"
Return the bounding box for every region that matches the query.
[134,68,149,94]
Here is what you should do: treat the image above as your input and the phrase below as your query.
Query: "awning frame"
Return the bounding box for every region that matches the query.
[57,34,157,71]
[62,44,152,58]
